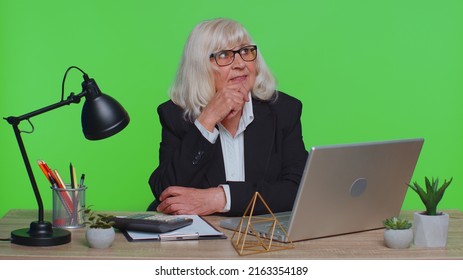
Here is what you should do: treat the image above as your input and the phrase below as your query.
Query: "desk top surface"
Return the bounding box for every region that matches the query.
[1,209,463,260]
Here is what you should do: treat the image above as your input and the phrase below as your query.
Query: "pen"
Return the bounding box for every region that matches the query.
[54,169,66,189]
[70,163,77,189]
[79,174,85,188]
[70,163,79,225]
[49,175,59,189]
[37,160,51,184]
[159,232,200,241]
[38,160,56,185]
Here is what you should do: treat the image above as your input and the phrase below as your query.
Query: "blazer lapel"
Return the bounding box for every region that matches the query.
[244,100,275,182]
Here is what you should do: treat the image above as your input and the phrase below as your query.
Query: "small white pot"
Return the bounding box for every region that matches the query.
[85,227,115,249]
[413,212,449,248]
[384,228,413,249]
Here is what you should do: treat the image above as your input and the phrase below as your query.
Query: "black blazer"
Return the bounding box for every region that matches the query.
[148,91,308,216]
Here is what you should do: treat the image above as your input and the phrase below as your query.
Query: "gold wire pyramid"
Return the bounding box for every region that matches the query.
[231,192,294,256]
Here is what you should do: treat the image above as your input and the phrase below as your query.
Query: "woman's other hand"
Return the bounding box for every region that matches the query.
[156,186,227,215]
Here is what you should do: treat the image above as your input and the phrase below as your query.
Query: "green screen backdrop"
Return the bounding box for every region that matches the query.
[1,0,462,217]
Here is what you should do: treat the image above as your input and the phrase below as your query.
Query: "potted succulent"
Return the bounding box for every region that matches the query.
[382,217,413,249]
[84,207,116,249]
[408,176,453,247]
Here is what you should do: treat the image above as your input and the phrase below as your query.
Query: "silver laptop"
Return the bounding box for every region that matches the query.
[220,138,424,242]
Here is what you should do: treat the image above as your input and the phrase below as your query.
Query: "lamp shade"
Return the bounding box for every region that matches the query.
[81,76,130,140]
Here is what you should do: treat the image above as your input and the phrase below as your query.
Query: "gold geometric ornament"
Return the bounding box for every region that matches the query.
[231,192,294,256]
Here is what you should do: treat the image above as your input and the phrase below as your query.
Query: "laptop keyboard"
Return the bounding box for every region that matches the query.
[254,212,291,234]
[263,220,288,231]
[220,211,292,242]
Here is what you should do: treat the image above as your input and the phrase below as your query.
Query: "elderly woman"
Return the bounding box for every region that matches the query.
[148,18,308,216]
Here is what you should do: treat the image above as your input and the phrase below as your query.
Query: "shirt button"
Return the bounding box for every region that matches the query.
[192,150,204,165]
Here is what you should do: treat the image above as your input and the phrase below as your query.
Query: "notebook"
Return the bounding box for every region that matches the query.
[220,138,424,242]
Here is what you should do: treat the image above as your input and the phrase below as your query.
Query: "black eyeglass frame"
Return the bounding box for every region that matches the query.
[210,45,258,66]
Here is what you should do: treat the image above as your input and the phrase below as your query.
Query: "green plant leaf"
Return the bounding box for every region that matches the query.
[83,206,114,229]
[435,178,453,206]
[383,217,412,229]
[408,176,453,215]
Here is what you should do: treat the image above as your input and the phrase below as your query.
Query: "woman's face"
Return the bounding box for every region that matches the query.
[211,43,257,94]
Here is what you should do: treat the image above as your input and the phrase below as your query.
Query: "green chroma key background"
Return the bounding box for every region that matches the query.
[0,0,461,216]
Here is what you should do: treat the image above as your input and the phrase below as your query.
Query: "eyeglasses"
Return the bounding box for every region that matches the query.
[210,45,258,66]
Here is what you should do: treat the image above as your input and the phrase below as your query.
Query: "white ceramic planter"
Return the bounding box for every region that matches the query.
[384,228,413,249]
[413,212,449,248]
[86,227,115,249]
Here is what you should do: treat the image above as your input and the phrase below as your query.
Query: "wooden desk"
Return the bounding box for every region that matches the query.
[1,209,462,259]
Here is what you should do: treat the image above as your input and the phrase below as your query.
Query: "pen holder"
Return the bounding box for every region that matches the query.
[51,184,87,228]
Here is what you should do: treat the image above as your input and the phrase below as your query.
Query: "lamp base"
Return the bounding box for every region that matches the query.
[11,221,71,246]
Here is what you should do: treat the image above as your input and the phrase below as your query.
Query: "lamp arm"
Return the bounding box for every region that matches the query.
[3,91,86,223]
[5,91,86,125]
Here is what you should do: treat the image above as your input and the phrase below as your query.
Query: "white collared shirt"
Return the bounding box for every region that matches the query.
[194,93,254,212]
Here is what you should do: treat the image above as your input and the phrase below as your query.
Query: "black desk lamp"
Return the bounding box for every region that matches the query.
[3,66,130,246]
